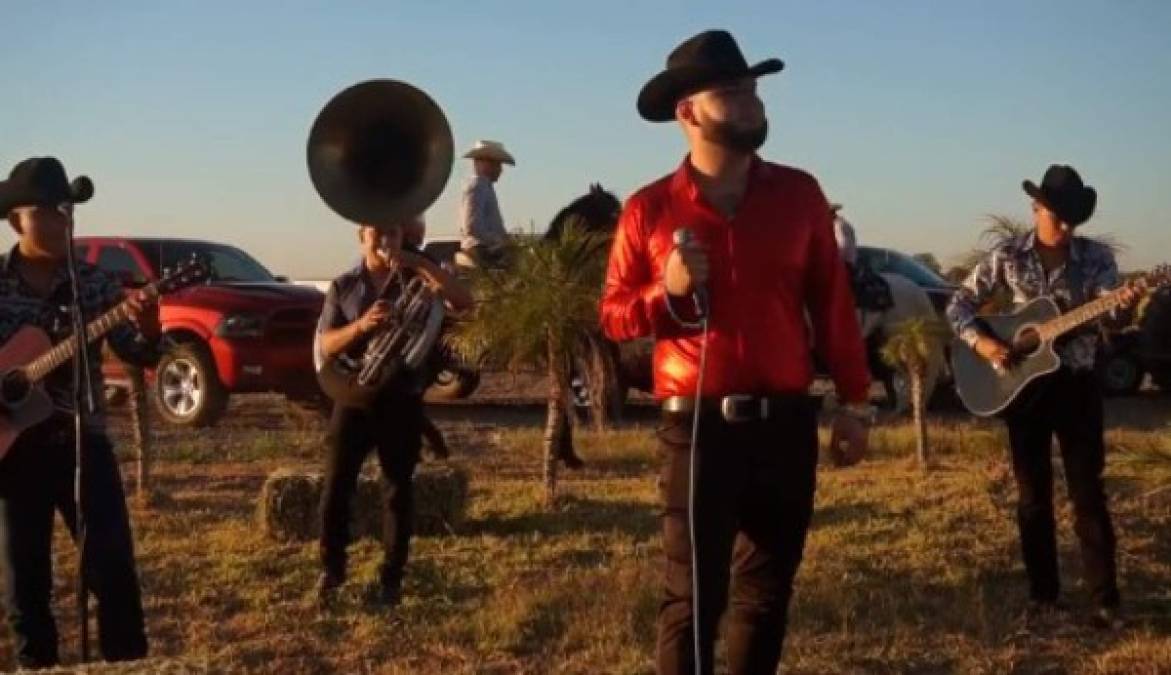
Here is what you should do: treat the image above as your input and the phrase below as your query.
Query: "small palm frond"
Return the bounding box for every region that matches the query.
[880,317,951,373]
[449,221,611,372]
[978,213,1123,254]
[979,215,1031,250]
[949,214,1123,285]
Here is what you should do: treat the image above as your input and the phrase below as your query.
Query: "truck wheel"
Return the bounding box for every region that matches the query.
[154,341,229,427]
[884,360,941,415]
[569,338,627,427]
[1098,351,1144,396]
[428,366,481,400]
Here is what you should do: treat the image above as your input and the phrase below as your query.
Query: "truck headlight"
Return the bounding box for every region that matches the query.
[215,313,266,339]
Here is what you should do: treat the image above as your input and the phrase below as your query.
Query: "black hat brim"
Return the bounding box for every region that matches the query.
[637,58,783,123]
[1023,180,1097,228]
[0,172,92,217]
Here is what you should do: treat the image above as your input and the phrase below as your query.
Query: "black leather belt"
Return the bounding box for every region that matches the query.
[662,394,812,423]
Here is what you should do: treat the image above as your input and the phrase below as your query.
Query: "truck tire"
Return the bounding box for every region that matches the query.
[427,366,481,400]
[154,341,229,427]
[1097,350,1144,396]
[569,337,627,427]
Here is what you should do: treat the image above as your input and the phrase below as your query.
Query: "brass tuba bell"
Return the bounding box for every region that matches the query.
[306,79,453,226]
[307,79,453,407]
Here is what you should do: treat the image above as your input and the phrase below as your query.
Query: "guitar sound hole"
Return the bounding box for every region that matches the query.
[1013,326,1042,357]
[0,369,31,408]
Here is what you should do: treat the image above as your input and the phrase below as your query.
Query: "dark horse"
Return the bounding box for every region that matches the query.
[543,183,621,241]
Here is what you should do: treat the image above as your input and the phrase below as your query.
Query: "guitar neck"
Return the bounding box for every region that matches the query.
[1036,288,1124,342]
[24,285,159,383]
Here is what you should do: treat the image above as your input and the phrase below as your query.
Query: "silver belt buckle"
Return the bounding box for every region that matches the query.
[720,395,768,423]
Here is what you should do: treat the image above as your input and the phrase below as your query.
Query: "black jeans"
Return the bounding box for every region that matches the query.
[1005,369,1119,608]
[0,423,148,668]
[655,397,820,675]
[319,392,423,589]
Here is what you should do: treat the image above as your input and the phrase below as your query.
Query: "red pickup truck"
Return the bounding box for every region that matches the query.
[75,236,325,426]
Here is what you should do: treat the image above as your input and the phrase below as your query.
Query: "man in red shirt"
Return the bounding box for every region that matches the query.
[601,30,873,674]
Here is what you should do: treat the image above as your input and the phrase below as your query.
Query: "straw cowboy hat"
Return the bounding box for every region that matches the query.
[462,140,515,166]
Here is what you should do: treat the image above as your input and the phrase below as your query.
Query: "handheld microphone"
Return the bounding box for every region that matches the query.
[672,228,708,317]
[70,176,94,203]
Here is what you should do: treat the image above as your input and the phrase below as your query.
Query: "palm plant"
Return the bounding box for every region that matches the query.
[127,365,153,502]
[880,317,951,468]
[449,218,611,506]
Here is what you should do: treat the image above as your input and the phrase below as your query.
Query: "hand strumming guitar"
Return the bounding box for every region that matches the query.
[974,335,1011,370]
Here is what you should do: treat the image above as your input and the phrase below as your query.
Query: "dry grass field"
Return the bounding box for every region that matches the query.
[1,391,1168,674]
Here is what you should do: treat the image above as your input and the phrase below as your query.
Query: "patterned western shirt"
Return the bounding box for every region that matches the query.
[946,232,1120,371]
[0,246,160,432]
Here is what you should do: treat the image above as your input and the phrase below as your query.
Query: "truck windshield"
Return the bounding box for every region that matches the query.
[137,241,276,283]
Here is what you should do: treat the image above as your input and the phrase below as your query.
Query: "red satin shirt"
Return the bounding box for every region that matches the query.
[599,156,870,403]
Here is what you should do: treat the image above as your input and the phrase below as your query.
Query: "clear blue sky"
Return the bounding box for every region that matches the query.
[4,1,1169,277]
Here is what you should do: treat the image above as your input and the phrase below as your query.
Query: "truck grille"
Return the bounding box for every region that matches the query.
[266,308,318,344]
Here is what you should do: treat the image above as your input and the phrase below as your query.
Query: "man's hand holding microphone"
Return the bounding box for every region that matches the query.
[665,229,709,307]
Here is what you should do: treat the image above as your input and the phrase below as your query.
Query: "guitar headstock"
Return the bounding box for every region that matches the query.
[155,256,211,294]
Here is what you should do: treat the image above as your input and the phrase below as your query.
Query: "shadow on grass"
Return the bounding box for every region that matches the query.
[465,494,659,540]
[796,509,1171,674]
[809,501,886,530]
[1102,391,1171,431]
[571,454,657,478]
[402,555,492,607]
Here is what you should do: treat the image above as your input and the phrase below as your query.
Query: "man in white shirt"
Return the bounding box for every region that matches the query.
[831,203,858,266]
[457,140,514,267]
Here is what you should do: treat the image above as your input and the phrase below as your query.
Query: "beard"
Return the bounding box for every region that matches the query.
[701,117,769,153]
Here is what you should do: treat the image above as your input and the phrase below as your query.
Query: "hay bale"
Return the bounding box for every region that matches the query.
[257,468,322,542]
[257,463,468,542]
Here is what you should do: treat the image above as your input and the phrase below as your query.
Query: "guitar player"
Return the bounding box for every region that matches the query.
[0,158,158,667]
[946,165,1140,630]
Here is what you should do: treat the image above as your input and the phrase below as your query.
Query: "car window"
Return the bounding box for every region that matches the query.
[856,247,887,273]
[857,247,950,288]
[96,245,146,283]
[137,241,276,283]
[885,252,950,288]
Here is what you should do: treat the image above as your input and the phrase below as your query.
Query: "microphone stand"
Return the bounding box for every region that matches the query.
[64,210,95,663]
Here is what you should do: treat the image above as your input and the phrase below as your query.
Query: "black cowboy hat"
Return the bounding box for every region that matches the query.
[0,157,93,217]
[637,30,784,123]
[1022,164,1096,228]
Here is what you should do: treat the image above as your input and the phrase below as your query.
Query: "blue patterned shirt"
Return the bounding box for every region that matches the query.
[0,246,159,431]
[946,232,1120,371]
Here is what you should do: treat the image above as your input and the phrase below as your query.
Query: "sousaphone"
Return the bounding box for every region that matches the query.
[307,79,453,407]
